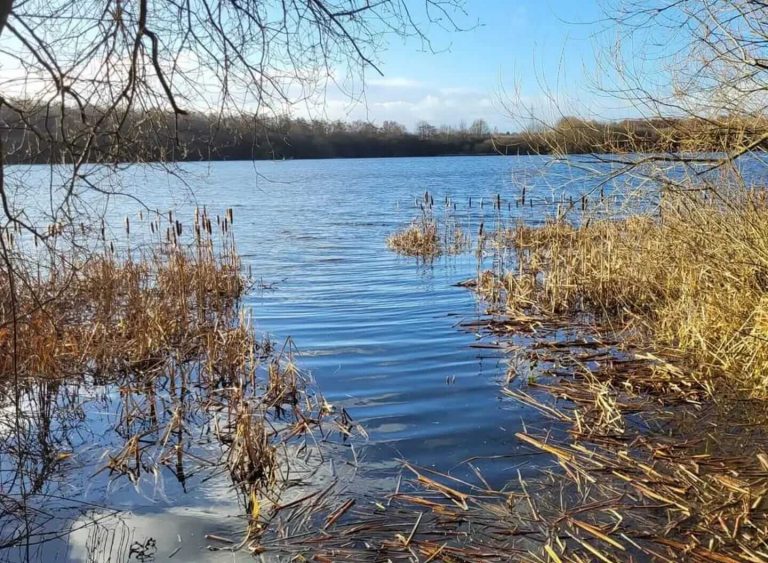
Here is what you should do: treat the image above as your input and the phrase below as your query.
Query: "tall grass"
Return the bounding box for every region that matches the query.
[381,182,768,560]
[0,209,244,379]
[0,209,358,551]
[478,186,768,394]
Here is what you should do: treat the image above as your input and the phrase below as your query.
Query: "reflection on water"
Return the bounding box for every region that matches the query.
[0,155,670,560]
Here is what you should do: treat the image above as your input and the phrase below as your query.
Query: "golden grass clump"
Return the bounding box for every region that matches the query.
[387,191,469,258]
[387,218,441,258]
[477,189,768,394]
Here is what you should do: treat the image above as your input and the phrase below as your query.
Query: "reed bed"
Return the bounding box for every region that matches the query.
[0,207,246,380]
[387,191,469,258]
[378,183,768,560]
[443,185,768,560]
[477,187,768,395]
[0,209,363,553]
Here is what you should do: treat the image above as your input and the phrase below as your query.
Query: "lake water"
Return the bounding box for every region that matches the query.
[0,155,653,561]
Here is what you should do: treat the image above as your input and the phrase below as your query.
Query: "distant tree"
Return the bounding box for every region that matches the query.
[469,119,490,136]
[382,120,407,136]
[416,121,438,139]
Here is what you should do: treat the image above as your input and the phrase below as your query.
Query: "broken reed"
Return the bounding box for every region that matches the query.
[477,186,768,396]
[387,190,468,258]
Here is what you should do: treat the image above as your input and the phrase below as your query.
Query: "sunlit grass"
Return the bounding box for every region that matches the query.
[474,188,768,395]
[387,191,469,258]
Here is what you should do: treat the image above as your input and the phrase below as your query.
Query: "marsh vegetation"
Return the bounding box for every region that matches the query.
[377,160,768,561]
[0,209,369,556]
[387,192,469,259]
[6,0,768,560]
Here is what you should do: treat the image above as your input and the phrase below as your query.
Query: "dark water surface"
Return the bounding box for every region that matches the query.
[1,156,619,561]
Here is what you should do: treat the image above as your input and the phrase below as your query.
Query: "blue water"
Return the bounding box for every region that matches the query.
[0,155,655,561]
[121,156,580,475]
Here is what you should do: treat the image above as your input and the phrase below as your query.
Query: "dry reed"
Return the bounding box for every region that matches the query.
[387,191,469,258]
[478,187,768,395]
[360,175,768,560]
[0,209,362,553]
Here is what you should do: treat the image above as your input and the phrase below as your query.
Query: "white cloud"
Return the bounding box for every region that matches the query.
[367,76,424,89]
[316,85,503,130]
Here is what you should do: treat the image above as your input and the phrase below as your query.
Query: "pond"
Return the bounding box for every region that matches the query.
[0,155,656,561]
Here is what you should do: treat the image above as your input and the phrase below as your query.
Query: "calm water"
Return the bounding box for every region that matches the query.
[0,155,645,561]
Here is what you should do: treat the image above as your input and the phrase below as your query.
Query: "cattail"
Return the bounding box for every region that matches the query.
[125,216,130,235]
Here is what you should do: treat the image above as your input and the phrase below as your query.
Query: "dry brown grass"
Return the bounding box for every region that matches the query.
[0,209,363,552]
[0,208,245,380]
[421,183,768,561]
[387,218,441,258]
[387,192,469,258]
[477,188,768,395]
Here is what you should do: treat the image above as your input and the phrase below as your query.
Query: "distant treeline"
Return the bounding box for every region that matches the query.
[514,115,768,155]
[0,106,503,163]
[1,103,765,164]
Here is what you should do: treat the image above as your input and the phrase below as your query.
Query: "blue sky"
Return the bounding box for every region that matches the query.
[318,0,632,131]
